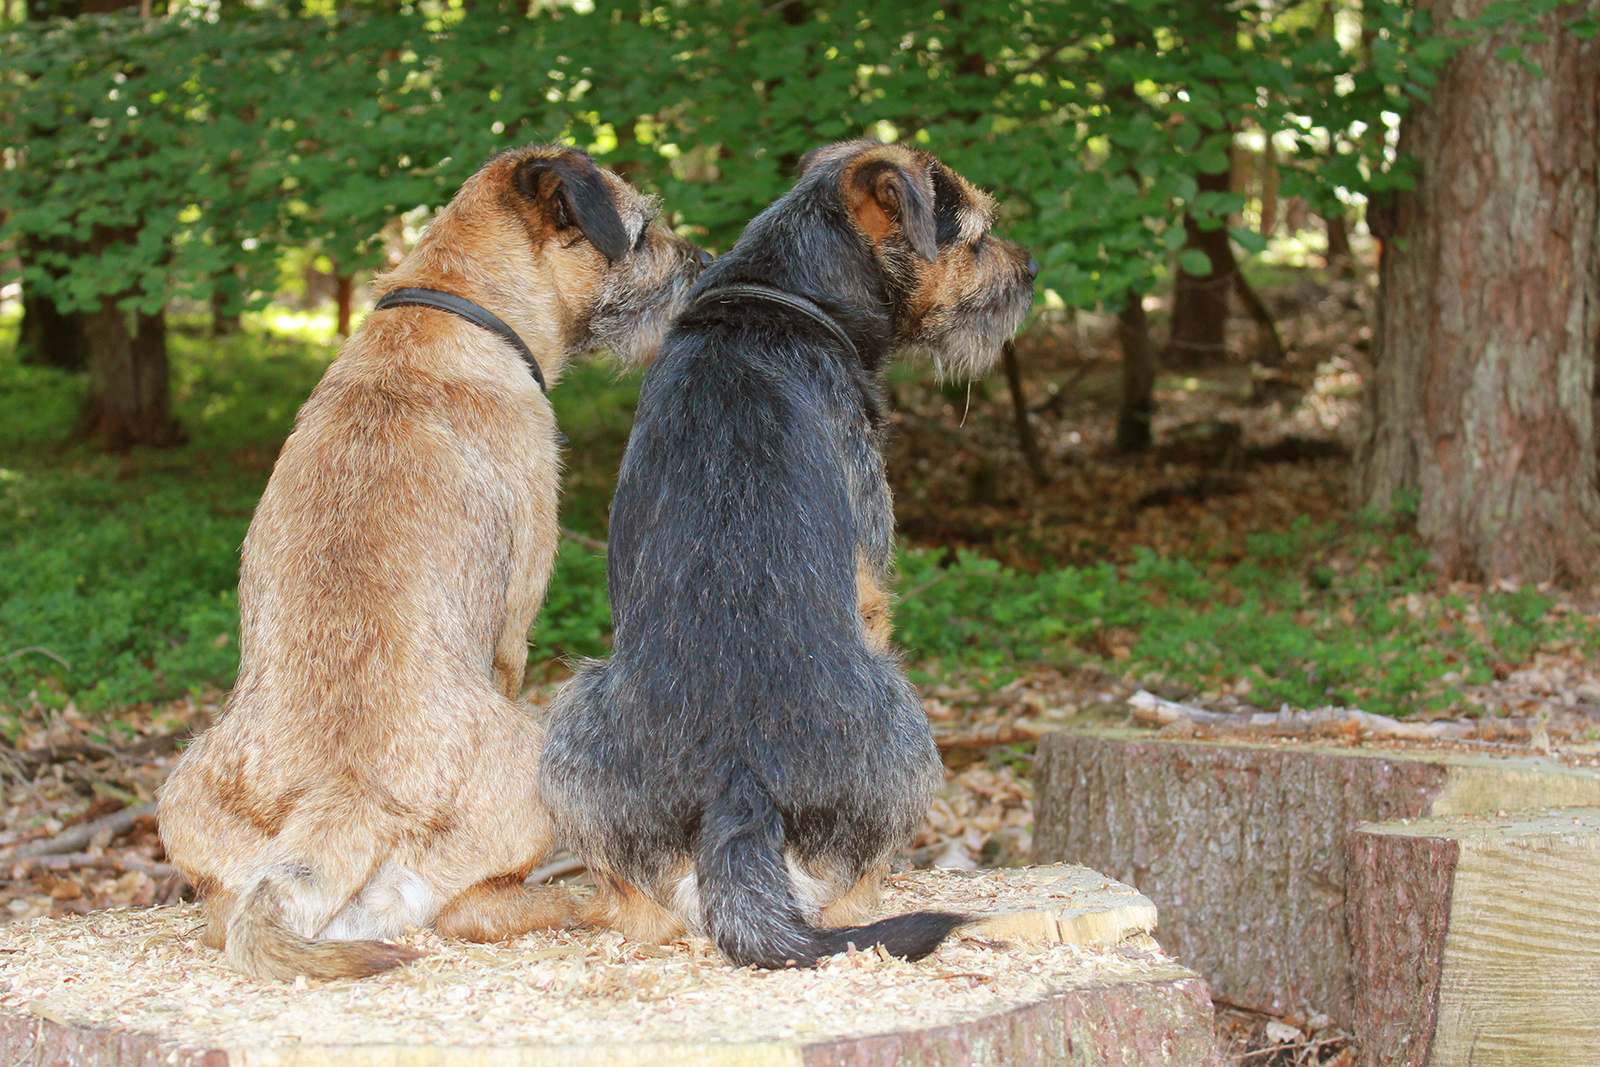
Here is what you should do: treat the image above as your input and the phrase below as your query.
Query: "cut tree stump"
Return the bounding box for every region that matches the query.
[0,866,1220,1067]
[1032,728,1600,1024]
[1348,806,1600,1067]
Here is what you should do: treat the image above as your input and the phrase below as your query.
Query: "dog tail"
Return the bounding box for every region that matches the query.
[224,878,422,982]
[696,766,966,969]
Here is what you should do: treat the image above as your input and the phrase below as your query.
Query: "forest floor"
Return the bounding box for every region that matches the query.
[3,267,1599,1065]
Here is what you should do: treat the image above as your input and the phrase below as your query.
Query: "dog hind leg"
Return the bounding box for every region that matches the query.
[434,874,573,942]
[580,870,686,943]
[816,866,884,928]
[198,889,238,950]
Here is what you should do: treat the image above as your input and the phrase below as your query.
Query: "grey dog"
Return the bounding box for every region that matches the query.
[539,140,1036,968]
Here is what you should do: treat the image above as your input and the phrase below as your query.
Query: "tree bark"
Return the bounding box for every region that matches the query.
[18,282,90,372]
[1353,1,1600,584]
[210,288,242,338]
[1116,288,1155,452]
[1323,211,1352,273]
[1350,810,1600,1067]
[334,271,355,338]
[1163,168,1235,368]
[76,300,184,450]
[1257,143,1279,238]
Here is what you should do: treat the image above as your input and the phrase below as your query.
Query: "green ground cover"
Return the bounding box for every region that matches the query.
[1,322,1591,731]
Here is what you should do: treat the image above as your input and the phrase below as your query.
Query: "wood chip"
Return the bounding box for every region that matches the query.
[0,867,1180,1058]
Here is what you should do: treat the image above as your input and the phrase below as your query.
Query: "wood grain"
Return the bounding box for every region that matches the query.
[1033,728,1600,1022]
[1351,807,1600,1067]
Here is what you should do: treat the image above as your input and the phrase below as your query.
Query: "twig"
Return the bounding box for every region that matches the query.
[1240,1034,1346,1062]
[0,646,70,671]
[933,722,1043,750]
[0,749,48,802]
[1030,362,1095,415]
[896,570,953,604]
[526,856,587,884]
[1002,339,1050,487]
[4,730,187,775]
[0,802,156,863]
[10,852,177,881]
[560,527,608,554]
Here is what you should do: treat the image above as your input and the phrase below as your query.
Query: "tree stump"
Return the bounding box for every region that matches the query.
[1348,807,1600,1067]
[1032,728,1600,1023]
[0,866,1220,1067]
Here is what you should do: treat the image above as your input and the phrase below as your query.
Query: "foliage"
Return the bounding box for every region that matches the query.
[894,516,1599,717]
[5,1,1597,716]
[0,453,251,712]
[1,0,1483,318]
[548,359,645,539]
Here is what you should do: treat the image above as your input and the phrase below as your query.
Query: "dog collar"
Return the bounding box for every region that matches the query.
[688,284,859,362]
[372,287,547,394]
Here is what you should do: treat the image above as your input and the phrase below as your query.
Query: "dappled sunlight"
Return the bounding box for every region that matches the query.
[241,308,343,347]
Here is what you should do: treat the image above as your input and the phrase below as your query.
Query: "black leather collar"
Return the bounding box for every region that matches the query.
[687,283,859,362]
[372,287,547,393]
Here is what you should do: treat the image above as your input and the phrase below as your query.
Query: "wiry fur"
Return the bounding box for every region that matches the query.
[158,145,706,981]
[539,140,1035,969]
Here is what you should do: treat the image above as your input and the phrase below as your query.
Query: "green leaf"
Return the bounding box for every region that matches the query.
[1178,248,1213,276]
[1229,227,1268,255]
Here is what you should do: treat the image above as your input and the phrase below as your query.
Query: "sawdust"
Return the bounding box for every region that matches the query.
[0,869,1179,1056]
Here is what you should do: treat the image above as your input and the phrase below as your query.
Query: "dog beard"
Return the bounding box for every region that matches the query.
[904,275,1034,381]
[579,258,701,368]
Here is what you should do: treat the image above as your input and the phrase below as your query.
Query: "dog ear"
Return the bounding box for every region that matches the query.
[843,155,939,263]
[513,152,631,264]
[797,144,829,176]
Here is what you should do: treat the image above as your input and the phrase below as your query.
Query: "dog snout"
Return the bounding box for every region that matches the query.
[696,248,715,268]
[1025,257,1039,281]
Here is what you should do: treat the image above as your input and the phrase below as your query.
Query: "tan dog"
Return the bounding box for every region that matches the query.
[158,145,706,981]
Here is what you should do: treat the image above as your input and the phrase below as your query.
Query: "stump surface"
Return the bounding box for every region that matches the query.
[0,866,1218,1067]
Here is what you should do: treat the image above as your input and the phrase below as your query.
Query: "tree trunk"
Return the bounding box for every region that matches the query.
[1257,143,1279,238]
[1116,288,1155,452]
[334,271,355,338]
[76,300,185,450]
[1323,211,1352,274]
[210,288,241,337]
[1001,339,1049,486]
[18,283,90,372]
[1231,270,1286,367]
[1163,168,1235,368]
[1353,1,1600,584]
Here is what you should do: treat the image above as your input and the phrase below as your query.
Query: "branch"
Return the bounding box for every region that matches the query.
[0,802,156,863]
[3,729,187,775]
[0,645,71,670]
[1126,690,1478,741]
[10,852,177,881]
[560,527,608,554]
